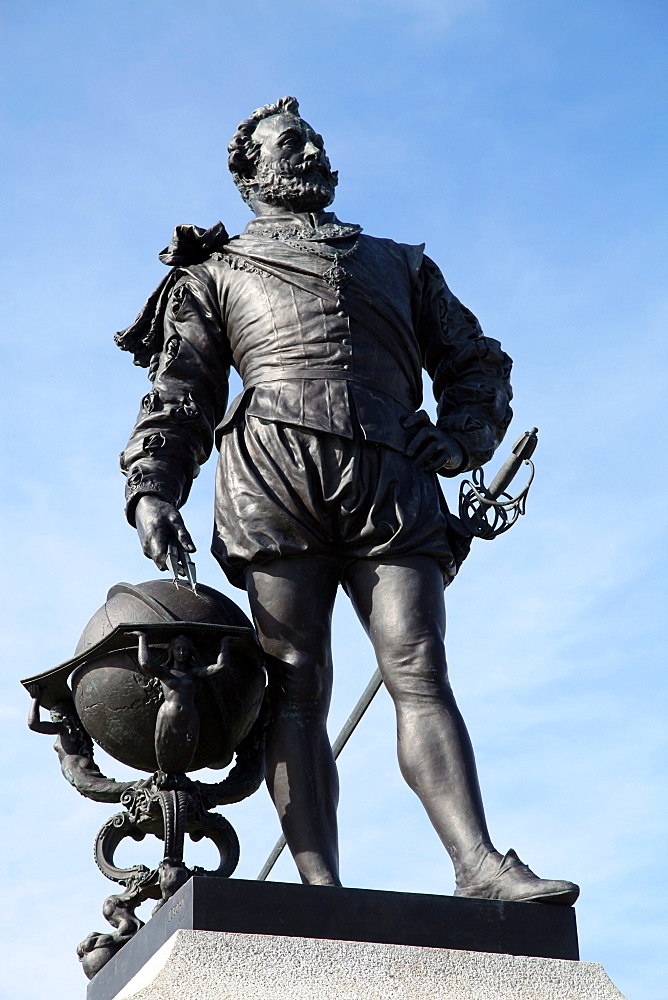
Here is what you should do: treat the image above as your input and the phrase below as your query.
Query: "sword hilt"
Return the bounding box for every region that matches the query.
[458,428,538,540]
[486,428,538,499]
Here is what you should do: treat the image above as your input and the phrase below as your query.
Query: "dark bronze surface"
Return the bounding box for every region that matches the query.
[25,580,267,978]
[27,96,578,982]
[115,97,576,901]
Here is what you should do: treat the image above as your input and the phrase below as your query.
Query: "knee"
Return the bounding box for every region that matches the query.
[377,625,451,704]
[265,646,332,717]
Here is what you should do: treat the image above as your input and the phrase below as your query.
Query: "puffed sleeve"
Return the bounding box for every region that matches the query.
[414,254,513,473]
[120,267,232,525]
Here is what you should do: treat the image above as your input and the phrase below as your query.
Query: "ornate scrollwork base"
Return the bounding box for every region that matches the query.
[77,773,242,979]
[25,690,264,980]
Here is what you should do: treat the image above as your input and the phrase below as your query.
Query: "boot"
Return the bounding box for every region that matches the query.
[454,848,580,905]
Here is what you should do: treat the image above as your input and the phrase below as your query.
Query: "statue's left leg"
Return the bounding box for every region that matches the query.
[343,554,494,883]
[343,555,579,904]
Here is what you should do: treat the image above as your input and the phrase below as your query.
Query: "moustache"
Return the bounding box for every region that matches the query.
[253,155,338,210]
[276,158,338,183]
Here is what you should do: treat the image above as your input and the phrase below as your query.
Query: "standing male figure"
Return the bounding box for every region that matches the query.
[118,97,578,904]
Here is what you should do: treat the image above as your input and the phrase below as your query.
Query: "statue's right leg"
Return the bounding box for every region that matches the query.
[245,555,341,886]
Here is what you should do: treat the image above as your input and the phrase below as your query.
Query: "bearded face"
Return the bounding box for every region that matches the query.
[253,153,338,211]
[239,112,339,212]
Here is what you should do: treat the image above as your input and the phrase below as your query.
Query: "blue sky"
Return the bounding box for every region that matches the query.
[1,1,666,997]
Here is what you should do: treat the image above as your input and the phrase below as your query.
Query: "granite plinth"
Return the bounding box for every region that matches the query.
[88,877,580,1000]
[111,929,628,1000]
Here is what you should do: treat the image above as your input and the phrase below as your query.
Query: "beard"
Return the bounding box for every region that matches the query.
[253,156,338,211]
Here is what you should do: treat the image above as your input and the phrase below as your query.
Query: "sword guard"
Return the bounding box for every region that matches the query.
[458,459,535,540]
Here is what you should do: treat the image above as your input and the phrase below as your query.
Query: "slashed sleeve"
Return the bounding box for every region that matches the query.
[120,268,231,524]
[415,254,513,474]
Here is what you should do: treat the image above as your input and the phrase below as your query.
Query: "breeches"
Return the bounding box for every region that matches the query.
[212,415,463,588]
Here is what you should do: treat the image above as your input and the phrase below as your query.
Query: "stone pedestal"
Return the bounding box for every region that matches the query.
[87,878,626,1000]
[108,930,628,1000]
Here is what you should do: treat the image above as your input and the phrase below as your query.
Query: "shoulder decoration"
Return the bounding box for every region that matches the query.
[114,222,230,368]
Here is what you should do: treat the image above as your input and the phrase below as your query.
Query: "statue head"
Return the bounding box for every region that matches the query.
[228,96,338,213]
[167,634,195,666]
[51,699,94,757]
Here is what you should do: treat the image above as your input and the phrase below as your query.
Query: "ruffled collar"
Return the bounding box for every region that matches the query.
[243,211,362,243]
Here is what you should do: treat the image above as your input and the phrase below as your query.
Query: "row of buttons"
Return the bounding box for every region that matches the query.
[336,299,350,370]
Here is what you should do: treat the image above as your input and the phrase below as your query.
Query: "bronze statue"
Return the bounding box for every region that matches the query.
[132,631,232,773]
[117,96,578,904]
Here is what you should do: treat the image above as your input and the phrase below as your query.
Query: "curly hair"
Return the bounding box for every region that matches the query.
[228,96,301,204]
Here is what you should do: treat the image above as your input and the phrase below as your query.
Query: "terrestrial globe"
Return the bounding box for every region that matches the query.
[71,580,265,773]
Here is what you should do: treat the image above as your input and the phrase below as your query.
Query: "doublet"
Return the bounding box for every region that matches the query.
[119,212,513,583]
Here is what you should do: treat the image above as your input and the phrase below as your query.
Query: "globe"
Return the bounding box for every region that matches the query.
[70,580,265,773]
